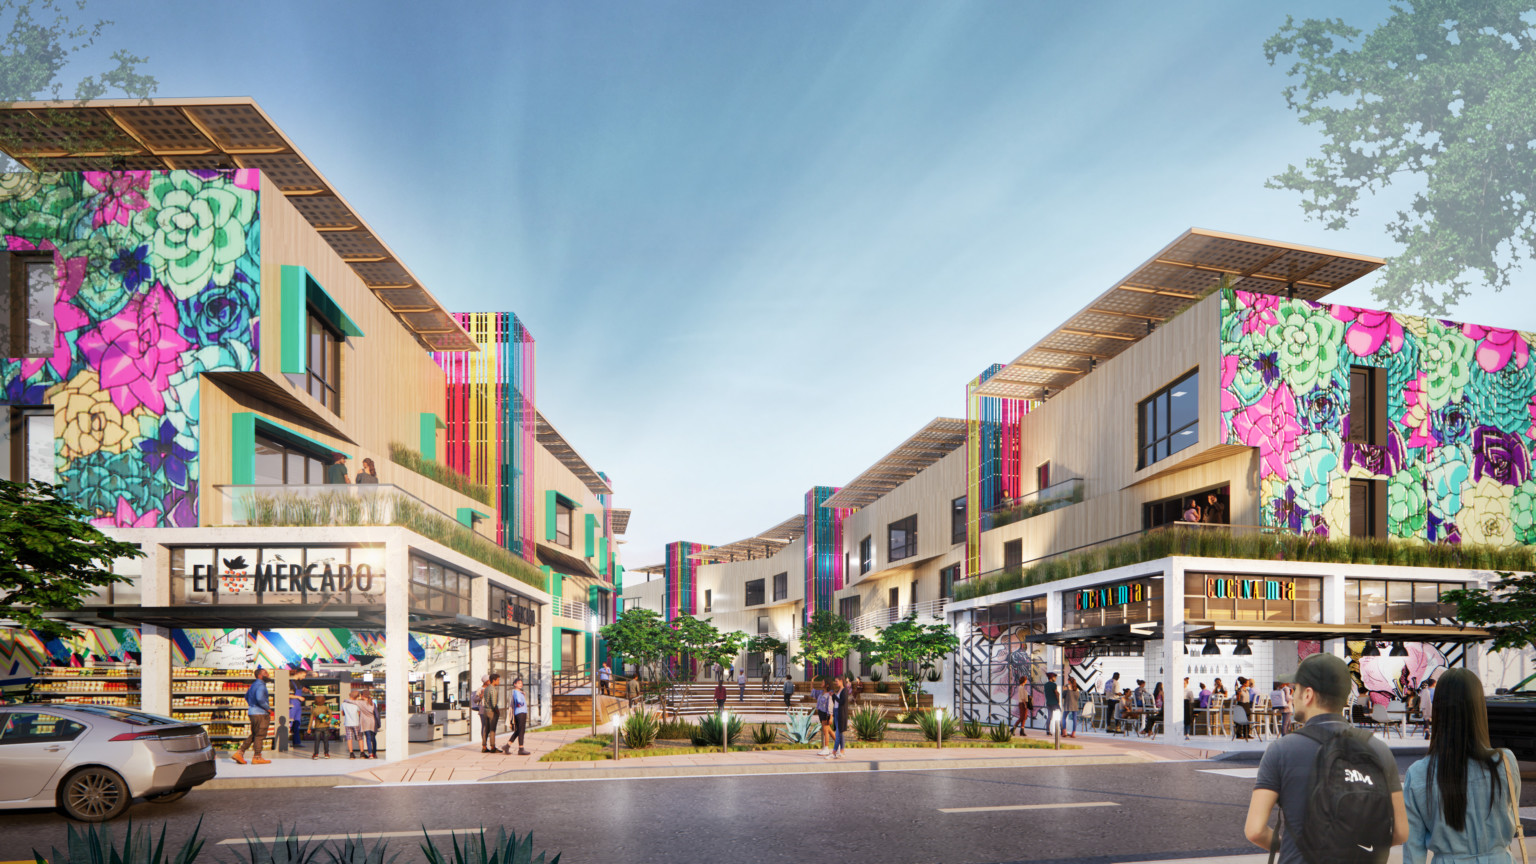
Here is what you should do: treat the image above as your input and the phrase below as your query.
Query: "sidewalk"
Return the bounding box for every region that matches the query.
[1127,837,1536,864]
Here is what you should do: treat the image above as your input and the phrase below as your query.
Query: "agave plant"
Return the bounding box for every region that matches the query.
[782,709,818,744]
[33,818,205,864]
[691,711,744,747]
[620,709,660,750]
[988,721,1014,743]
[850,703,887,742]
[750,722,777,745]
[961,717,985,739]
[323,835,400,864]
[420,827,560,864]
[913,709,960,742]
[227,823,325,864]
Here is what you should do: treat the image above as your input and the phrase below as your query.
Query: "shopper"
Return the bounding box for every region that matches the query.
[761,662,772,694]
[1044,672,1061,735]
[233,668,271,765]
[358,689,379,759]
[340,687,363,758]
[324,452,348,484]
[1270,680,1293,736]
[1184,677,1197,740]
[736,667,747,703]
[782,676,795,709]
[1062,676,1081,738]
[714,679,727,712]
[813,678,831,755]
[1142,682,1164,737]
[1403,668,1522,864]
[1244,653,1406,864]
[355,457,379,484]
[503,676,530,756]
[1419,678,1436,739]
[598,661,612,696]
[828,678,848,759]
[310,693,335,759]
[1014,674,1032,735]
[287,669,309,748]
[480,673,502,753]
[1103,671,1121,698]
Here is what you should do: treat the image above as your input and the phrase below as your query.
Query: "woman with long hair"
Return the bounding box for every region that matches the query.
[1403,668,1523,864]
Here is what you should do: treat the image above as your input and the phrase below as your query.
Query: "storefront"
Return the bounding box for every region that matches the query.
[947,557,1491,741]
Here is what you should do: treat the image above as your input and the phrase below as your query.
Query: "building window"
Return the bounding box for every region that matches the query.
[1349,365,1386,445]
[940,564,960,599]
[745,579,765,606]
[554,501,573,547]
[703,588,712,613]
[5,406,55,484]
[489,584,542,720]
[306,309,343,414]
[859,535,873,574]
[1138,369,1199,469]
[910,579,918,605]
[1143,484,1231,529]
[1351,479,1386,539]
[838,596,861,622]
[950,496,967,545]
[252,433,329,485]
[3,253,55,358]
[1003,539,1023,570]
[410,553,474,614]
[757,616,769,635]
[888,586,899,613]
[1037,462,1051,491]
[888,515,917,562]
[772,571,787,602]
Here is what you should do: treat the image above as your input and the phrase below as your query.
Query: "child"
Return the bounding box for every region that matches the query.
[310,694,335,759]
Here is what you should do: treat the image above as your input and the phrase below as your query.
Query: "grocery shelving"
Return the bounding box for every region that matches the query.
[30,665,141,707]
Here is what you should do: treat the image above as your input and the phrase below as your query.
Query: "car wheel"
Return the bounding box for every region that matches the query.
[144,789,189,804]
[58,767,131,822]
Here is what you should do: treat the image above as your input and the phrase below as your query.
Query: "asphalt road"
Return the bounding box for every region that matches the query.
[3,756,1528,863]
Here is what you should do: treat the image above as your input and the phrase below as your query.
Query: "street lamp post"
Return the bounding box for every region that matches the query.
[721,710,729,755]
[936,708,944,750]
[589,616,598,739]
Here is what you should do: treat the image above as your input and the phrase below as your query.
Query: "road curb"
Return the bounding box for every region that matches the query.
[202,775,379,790]
[477,751,1152,783]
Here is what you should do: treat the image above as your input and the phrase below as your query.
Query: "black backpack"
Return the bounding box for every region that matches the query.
[1284,722,1395,864]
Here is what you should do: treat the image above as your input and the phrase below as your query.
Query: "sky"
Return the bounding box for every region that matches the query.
[73,0,1536,572]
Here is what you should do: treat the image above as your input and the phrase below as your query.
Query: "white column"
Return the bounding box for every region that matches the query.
[1323,570,1348,660]
[384,539,411,758]
[539,600,554,725]
[1161,560,1186,742]
[136,541,171,716]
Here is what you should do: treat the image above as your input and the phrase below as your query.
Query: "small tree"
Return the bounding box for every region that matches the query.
[669,614,749,675]
[746,634,788,676]
[792,609,855,679]
[600,608,680,686]
[1442,572,1536,686]
[0,480,144,640]
[856,612,960,712]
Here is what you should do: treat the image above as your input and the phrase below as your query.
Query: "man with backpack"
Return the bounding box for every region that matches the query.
[1244,653,1407,864]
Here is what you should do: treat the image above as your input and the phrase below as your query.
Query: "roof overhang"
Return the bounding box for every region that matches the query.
[610,509,631,535]
[691,515,805,563]
[536,412,613,497]
[973,229,1386,401]
[1185,621,1490,644]
[0,97,476,352]
[1027,623,1163,647]
[628,563,666,576]
[537,543,599,579]
[77,605,519,639]
[821,418,967,511]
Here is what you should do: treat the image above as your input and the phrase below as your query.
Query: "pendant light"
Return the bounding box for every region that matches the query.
[1202,637,1222,656]
[1361,641,1381,657]
[1389,642,1409,657]
[1234,638,1253,656]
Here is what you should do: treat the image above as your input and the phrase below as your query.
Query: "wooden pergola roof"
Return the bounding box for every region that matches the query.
[972,229,1385,400]
[820,418,967,511]
[0,97,475,351]
[690,514,805,563]
[610,509,631,535]
[535,411,613,497]
[628,563,666,576]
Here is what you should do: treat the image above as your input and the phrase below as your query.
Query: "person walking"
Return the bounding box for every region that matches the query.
[501,677,530,756]
[714,680,727,713]
[340,687,363,758]
[782,676,795,710]
[1419,678,1436,739]
[287,669,309,748]
[1014,674,1032,736]
[309,693,335,759]
[1184,677,1197,740]
[358,689,379,759]
[354,458,379,484]
[480,673,502,753]
[232,668,271,765]
[1270,680,1293,736]
[736,667,747,703]
[1403,668,1523,864]
[828,678,849,759]
[1044,672,1061,736]
[324,453,349,484]
[813,678,832,756]
[598,661,612,696]
[1243,653,1407,863]
[1062,677,1081,738]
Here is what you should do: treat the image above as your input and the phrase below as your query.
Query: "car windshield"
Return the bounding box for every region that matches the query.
[69,706,182,726]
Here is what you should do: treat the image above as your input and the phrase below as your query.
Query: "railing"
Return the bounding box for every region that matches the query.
[552,599,592,621]
[846,598,949,633]
[217,483,462,527]
[552,663,592,696]
[979,477,1084,532]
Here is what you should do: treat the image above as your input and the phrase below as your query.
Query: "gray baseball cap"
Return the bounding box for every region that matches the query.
[1276,653,1353,705]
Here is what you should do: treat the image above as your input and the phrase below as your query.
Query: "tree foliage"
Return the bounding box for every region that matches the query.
[671,614,747,671]
[1265,2,1536,313]
[745,634,787,661]
[0,479,143,640]
[1441,571,1536,655]
[600,608,680,683]
[854,612,960,711]
[792,609,855,671]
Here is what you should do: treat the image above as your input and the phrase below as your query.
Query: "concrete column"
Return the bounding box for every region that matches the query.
[1161,560,1187,742]
[384,539,411,759]
[1323,570,1348,660]
[539,600,554,725]
[135,541,171,716]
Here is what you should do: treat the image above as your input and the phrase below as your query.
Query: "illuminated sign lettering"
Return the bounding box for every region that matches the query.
[1075,581,1148,611]
[1205,577,1295,601]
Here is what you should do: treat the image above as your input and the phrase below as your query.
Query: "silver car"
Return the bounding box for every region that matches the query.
[0,704,215,821]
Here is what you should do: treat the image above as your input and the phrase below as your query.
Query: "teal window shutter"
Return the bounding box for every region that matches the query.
[599,538,608,575]
[231,412,256,484]
[456,507,488,528]
[281,265,365,377]
[420,413,442,462]
[584,513,597,557]
[543,566,556,597]
[545,490,558,541]
[588,585,599,614]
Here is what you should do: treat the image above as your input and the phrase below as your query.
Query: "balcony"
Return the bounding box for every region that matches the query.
[980,477,1084,532]
[552,598,593,621]
[953,522,1536,603]
[847,598,948,633]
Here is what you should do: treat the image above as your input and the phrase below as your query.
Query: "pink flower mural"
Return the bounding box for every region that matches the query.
[1230,381,1301,481]
[1334,305,1404,357]
[90,495,163,529]
[1462,324,1530,374]
[84,171,151,228]
[77,283,190,416]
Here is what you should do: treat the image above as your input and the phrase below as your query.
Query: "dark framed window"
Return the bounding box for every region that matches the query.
[950,496,967,545]
[253,433,328,485]
[489,584,542,719]
[888,586,899,611]
[1003,539,1023,569]
[410,553,473,614]
[1349,366,1387,445]
[888,515,917,562]
[3,253,55,358]
[1143,484,1230,529]
[1350,479,1387,539]
[757,616,769,635]
[554,501,573,547]
[940,564,960,599]
[703,588,712,613]
[745,579,765,607]
[859,535,873,574]
[1138,369,1199,469]
[306,309,343,414]
[6,405,54,484]
[1037,462,1051,490]
[910,580,918,604]
[838,596,861,622]
[772,572,787,602]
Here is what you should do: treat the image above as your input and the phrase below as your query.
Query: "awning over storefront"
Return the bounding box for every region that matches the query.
[537,544,599,579]
[1027,623,1163,648]
[81,606,520,640]
[1184,621,1490,644]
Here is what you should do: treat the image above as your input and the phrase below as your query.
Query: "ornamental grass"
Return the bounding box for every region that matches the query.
[388,441,493,506]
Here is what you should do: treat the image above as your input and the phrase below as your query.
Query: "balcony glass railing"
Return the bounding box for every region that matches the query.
[980,477,1084,532]
[217,483,461,527]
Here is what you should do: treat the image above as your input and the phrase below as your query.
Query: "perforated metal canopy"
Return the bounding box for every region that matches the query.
[610,509,631,535]
[0,98,475,351]
[690,514,805,563]
[535,411,613,497]
[819,418,968,511]
[972,229,1385,400]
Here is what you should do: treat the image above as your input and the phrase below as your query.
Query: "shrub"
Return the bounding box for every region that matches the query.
[868,669,883,682]
[620,710,660,750]
[926,668,941,682]
[656,718,698,740]
[782,710,818,744]
[961,718,985,739]
[875,681,889,694]
[851,703,888,742]
[420,826,561,864]
[751,722,778,745]
[388,442,492,506]
[988,722,1014,743]
[34,819,205,864]
[691,712,744,747]
[914,710,960,742]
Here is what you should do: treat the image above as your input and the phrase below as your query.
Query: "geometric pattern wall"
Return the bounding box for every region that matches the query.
[1221,288,1536,545]
[803,485,848,624]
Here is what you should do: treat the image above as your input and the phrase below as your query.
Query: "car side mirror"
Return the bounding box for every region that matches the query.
[1495,688,1508,695]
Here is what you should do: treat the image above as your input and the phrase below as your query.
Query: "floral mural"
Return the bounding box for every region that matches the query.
[1221,289,1536,546]
[0,170,262,528]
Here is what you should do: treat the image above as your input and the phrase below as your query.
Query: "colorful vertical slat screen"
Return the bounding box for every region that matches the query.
[664,541,710,622]
[432,312,537,560]
[966,364,1030,580]
[802,486,848,623]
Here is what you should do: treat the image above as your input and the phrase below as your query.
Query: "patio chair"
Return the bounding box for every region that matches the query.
[1371,703,1404,738]
[1229,704,1249,741]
